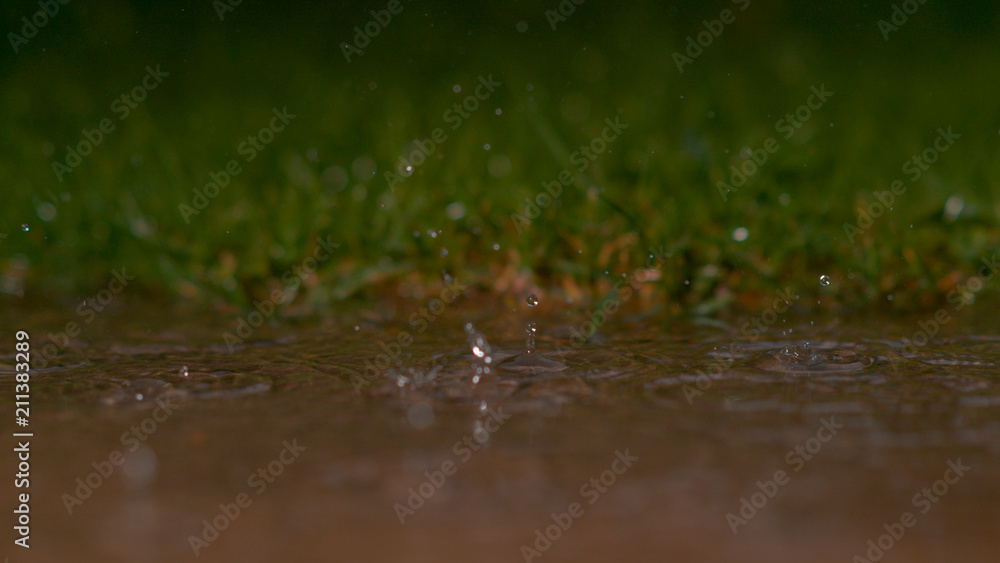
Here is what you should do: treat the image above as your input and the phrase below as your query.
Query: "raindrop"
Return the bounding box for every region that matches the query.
[483,144,491,150]
[526,293,538,307]
[495,108,502,115]
[179,366,189,378]
[819,275,831,287]
[492,243,500,250]
[354,325,360,331]
[21,224,29,232]
[452,84,461,93]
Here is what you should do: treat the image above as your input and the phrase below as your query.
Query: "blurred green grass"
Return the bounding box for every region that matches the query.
[1,0,998,313]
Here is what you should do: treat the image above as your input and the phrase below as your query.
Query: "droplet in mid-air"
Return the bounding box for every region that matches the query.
[21,224,29,232]
[526,293,538,307]
[179,366,189,378]
[819,275,831,286]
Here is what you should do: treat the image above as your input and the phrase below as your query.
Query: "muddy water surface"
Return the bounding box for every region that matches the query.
[2,298,999,563]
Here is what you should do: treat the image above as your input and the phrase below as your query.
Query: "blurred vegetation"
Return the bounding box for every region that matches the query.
[1,0,998,314]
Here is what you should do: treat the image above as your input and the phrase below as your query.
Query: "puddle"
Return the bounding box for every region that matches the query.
[3,300,1000,562]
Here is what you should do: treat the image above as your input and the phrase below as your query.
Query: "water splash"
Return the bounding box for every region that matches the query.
[390,364,441,395]
[753,342,874,375]
[498,294,567,373]
[465,323,494,386]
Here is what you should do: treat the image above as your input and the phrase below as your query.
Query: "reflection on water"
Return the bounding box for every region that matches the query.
[2,301,999,562]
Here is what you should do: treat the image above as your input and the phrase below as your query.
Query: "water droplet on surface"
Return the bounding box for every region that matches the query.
[820,275,831,286]
[526,294,538,307]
